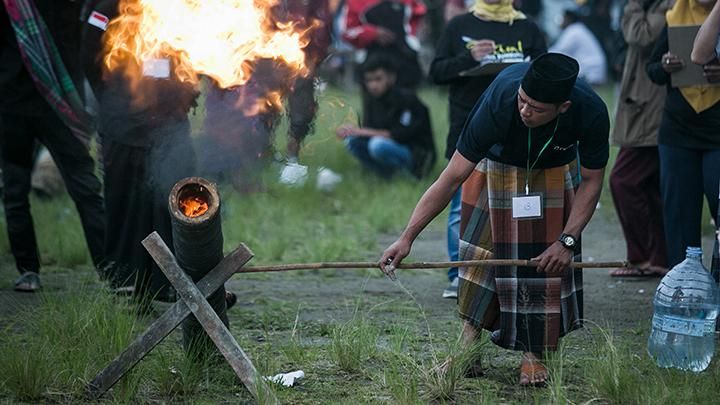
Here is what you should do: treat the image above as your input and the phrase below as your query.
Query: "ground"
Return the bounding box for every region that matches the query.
[0,195,716,404]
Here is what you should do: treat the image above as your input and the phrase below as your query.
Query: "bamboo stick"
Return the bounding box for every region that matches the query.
[236,259,628,273]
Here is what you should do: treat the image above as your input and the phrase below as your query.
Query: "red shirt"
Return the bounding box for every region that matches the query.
[339,0,426,49]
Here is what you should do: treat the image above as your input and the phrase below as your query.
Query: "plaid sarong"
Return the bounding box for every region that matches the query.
[457,159,583,353]
[3,0,92,144]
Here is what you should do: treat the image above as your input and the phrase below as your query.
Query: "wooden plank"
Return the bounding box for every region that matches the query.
[142,232,277,404]
[87,236,253,399]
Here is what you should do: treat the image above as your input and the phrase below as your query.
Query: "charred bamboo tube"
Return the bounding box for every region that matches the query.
[168,177,228,356]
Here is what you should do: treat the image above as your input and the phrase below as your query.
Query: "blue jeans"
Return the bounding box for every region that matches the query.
[447,187,461,281]
[658,144,720,267]
[345,136,412,177]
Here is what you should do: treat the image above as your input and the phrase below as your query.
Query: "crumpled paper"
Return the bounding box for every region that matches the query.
[264,370,305,387]
[279,163,308,186]
[316,167,342,192]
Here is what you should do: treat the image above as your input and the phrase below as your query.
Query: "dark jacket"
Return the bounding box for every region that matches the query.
[81,0,198,147]
[429,13,546,159]
[364,87,436,178]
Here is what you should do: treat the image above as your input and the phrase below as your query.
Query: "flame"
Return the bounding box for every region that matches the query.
[103,0,311,88]
[179,196,209,217]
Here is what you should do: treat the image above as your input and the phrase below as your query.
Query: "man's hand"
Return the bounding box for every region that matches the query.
[375,27,396,46]
[379,238,411,280]
[335,124,357,139]
[469,39,496,62]
[532,242,574,274]
[662,52,685,73]
[703,61,720,83]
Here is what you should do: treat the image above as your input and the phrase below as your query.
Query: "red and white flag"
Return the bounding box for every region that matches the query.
[88,11,109,31]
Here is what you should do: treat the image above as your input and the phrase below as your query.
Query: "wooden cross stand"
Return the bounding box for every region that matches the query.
[87,232,277,404]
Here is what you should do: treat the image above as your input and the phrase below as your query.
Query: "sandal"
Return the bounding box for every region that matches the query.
[519,355,547,387]
[14,271,42,292]
[609,266,663,278]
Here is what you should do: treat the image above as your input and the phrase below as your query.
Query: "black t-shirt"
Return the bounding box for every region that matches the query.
[429,13,547,159]
[456,63,610,170]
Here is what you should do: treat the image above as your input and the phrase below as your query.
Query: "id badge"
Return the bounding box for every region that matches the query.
[512,194,543,220]
[142,58,170,79]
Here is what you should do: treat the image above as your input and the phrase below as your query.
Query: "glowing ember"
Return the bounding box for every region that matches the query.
[180,196,209,217]
[103,0,312,88]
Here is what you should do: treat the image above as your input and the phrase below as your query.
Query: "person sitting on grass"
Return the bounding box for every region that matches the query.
[336,56,436,179]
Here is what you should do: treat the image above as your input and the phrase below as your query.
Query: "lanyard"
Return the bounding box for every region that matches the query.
[525,117,560,194]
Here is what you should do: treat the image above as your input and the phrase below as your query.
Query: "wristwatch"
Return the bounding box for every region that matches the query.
[558,233,577,250]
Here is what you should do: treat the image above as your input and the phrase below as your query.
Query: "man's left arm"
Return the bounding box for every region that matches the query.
[533,166,604,273]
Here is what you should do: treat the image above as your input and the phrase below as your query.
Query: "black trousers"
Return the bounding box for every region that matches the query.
[101,121,196,300]
[287,76,317,141]
[0,110,105,274]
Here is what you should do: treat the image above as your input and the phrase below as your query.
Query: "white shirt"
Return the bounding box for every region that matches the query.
[549,22,608,85]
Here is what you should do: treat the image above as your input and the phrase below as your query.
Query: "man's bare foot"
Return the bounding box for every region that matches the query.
[519,352,547,386]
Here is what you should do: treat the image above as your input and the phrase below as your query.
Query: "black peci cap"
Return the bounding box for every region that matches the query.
[521,53,579,103]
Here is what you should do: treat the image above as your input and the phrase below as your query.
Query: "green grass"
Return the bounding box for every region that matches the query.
[0,85,718,404]
[330,313,379,373]
[0,288,140,401]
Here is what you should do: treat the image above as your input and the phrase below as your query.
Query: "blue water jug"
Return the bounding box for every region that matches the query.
[647,247,719,372]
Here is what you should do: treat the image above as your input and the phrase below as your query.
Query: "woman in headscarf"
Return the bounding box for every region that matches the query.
[429,0,546,301]
[646,0,720,268]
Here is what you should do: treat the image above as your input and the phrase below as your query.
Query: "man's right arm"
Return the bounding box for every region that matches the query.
[691,0,720,65]
[380,151,476,272]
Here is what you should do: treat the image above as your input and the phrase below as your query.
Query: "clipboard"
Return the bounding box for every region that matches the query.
[668,25,719,87]
[459,60,520,77]
[459,51,527,77]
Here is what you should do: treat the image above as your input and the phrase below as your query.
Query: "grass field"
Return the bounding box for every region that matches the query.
[0,85,718,404]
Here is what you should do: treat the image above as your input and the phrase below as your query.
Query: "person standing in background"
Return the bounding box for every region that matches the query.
[690,0,720,289]
[339,0,426,90]
[646,0,720,268]
[550,8,608,85]
[282,0,333,163]
[609,0,674,278]
[0,0,106,292]
[429,0,546,298]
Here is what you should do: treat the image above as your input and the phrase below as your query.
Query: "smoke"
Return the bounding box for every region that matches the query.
[196,58,317,191]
